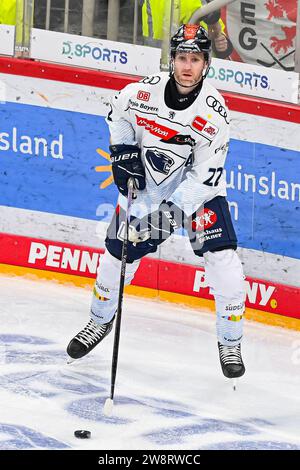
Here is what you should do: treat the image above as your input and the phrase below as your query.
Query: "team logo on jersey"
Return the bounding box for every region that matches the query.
[169,111,176,119]
[144,147,186,185]
[137,90,150,101]
[192,208,218,231]
[162,134,195,147]
[136,115,178,140]
[192,116,219,140]
[145,150,174,175]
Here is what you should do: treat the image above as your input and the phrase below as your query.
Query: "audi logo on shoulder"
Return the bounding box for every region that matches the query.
[206,96,229,124]
[140,75,161,85]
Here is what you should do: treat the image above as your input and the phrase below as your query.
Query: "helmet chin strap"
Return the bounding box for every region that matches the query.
[173,76,203,88]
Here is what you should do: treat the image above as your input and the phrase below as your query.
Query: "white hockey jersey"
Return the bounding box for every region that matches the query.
[107,72,230,218]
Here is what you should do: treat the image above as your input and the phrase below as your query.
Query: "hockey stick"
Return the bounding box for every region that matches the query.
[187,0,237,61]
[188,0,237,23]
[103,177,135,416]
[257,43,295,71]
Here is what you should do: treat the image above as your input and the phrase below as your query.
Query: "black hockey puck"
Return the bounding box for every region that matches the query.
[74,430,91,439]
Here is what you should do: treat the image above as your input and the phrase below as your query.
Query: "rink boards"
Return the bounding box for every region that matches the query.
[0,232,300,330]
[0,57,299,327]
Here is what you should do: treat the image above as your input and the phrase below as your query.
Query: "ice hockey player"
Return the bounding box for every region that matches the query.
[67,24,246,380]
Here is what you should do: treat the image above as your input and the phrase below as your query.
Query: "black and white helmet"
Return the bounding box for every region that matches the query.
[170,24,212,64]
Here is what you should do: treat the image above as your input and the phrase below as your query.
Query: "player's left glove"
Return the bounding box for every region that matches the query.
[110,144,146,196]
[128,201,184,247]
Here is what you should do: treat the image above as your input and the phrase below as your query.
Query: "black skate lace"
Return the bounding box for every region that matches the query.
[76,319,107,347]
[219,344,242,365]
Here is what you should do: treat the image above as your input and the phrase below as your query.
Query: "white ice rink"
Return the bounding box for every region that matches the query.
[0,274,299,450]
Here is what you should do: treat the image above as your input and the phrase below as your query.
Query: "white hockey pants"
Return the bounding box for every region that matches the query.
[90,248,245,346]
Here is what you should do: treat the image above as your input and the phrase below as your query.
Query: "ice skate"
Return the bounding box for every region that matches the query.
[67,317,115,360]
[218,342,245,381]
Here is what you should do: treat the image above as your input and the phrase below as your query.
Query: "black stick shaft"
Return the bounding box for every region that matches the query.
[259,43,295,71]
[109,178,134,401]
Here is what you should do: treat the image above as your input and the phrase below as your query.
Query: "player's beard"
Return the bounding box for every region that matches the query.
[173,71,203,89]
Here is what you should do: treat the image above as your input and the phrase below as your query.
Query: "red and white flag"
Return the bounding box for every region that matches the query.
[223,0,297,71]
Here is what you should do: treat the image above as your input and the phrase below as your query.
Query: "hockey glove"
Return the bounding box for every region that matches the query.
[128,201,184,248]
[212,34,234,59]
[110,144,146,196]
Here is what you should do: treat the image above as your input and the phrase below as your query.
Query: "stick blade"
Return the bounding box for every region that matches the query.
[103,398,114,416]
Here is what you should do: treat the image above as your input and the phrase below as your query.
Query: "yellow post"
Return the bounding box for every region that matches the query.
[161,0,180,71]
[15,0,34,57]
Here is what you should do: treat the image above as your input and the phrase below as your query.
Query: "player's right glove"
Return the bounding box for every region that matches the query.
[110,144,146,196]
[128,201,184,248]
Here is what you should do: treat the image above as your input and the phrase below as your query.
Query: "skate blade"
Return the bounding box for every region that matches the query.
[67,356,77,364]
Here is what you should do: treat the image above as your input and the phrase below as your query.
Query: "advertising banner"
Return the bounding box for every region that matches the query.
[0,101,117,221]
[225,139,300,260]
[1,98,299,261]
[0,25,15,56]
[207,57,299,103]
[29,26,299,103]
[0,233,299,320]
[30,28,161,77]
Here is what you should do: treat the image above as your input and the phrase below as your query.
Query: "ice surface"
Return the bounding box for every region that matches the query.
[0,274,299,450]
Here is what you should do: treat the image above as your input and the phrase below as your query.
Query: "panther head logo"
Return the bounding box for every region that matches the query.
[145,150,174,175]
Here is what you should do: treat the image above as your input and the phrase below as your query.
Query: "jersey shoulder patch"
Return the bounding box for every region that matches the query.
[191,114,220,141]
